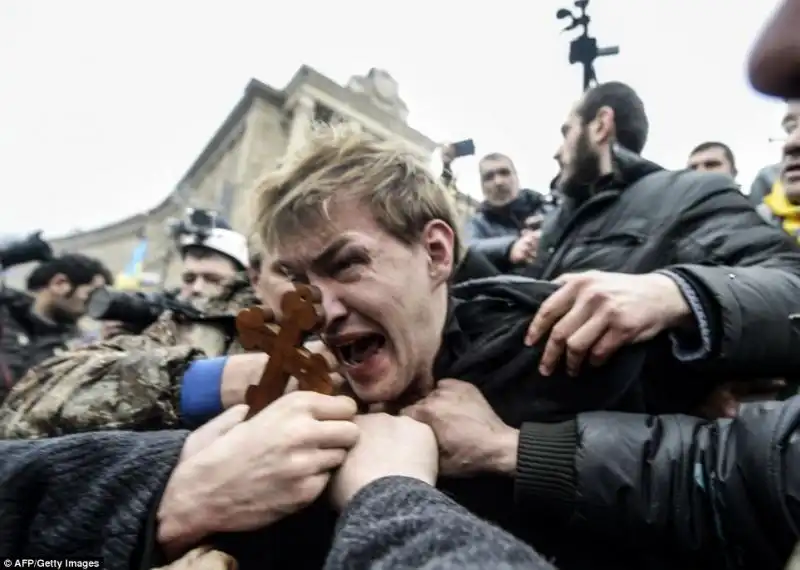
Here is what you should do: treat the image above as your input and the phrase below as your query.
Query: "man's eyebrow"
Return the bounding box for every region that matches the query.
[270,236,354,275]
[310,236,354,272]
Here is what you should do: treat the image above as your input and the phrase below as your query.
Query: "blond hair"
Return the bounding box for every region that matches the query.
[254,123,462,262]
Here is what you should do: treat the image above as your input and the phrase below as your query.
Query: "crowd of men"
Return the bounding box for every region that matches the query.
[2,1,800,569]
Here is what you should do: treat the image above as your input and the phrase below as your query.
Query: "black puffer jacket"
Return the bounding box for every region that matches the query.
[0,288,77,400]
[516,396,800,569]
[464,189,556,273]
[528,148,800,381]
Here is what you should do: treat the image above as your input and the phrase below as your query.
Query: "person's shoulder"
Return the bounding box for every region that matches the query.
[636,168,743,207]
[670,169,740,196]
[452,276,558,309]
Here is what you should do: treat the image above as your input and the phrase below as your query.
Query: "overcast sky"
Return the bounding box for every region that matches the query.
[0,0,787,238]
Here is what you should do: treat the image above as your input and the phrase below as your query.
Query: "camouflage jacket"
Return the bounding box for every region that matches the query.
[0,277,258,439]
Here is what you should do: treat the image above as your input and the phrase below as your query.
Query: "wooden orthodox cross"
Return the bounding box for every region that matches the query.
[236,283,336,420]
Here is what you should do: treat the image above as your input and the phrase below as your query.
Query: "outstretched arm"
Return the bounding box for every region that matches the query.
[0,430,187,570]
[327,476,555,570]
[514,398,800,568]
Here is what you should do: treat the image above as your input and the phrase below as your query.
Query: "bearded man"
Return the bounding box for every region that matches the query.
[524,81,800,413]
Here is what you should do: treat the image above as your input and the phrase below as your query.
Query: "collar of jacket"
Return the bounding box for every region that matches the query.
[564,146,664,204]
[431,276,649,426]
[478,189,547,224]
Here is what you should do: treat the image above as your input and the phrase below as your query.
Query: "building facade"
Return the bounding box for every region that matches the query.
[4,66,478,290]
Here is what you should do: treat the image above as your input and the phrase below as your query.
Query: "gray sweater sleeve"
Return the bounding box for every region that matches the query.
[325,476,556,570]
[0,430,188,570]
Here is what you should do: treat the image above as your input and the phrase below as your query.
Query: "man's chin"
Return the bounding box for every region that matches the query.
[350,377,417,411]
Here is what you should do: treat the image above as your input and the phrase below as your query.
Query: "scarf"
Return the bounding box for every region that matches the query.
[763,181,800,241]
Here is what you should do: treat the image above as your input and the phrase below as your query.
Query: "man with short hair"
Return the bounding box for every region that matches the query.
[0,253,111,397]
[461,152,554,273]
[687,141,738,178]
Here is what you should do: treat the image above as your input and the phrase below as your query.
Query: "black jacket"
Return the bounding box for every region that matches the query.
[464,189,556,273]
[528,149,800,381]
[0,288,77,400]
[516,396,800,570]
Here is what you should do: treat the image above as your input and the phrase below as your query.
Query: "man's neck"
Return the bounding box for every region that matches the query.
[371,288,450,414]
[599,146,614,177]
[31,295,56,324]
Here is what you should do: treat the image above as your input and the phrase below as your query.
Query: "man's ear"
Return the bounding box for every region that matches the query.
[421,220,455,286]
[590,106,616,147]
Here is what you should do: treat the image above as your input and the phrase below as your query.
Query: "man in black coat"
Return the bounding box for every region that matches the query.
[460,152,555,274]
[524,81,800,403]
[0,253,111,398]
[0,401,555,570]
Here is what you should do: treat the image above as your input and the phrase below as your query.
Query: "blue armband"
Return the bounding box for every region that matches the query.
[180,357,227,426]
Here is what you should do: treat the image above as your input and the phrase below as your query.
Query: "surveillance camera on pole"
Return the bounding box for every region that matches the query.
[556,0,619,91]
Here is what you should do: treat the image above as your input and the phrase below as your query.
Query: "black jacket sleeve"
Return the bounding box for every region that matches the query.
[0,430,187,570]
[514,398,800,570]
[327,476,555,570]
[668,176,800,376]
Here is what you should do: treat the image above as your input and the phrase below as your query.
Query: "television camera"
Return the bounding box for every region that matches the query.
[86,287,203,334]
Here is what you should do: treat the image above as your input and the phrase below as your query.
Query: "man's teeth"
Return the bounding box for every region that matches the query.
[339,335,384,365]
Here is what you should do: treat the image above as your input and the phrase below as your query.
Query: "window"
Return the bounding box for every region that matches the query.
[314,104,335,124]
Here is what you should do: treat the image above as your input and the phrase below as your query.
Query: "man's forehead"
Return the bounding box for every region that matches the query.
[480,156,513,172]
[690,147,724,160]
[268,208,382,270]
[561,102,583,132]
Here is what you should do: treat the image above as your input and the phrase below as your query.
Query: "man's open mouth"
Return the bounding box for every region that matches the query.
[332,333,386,366]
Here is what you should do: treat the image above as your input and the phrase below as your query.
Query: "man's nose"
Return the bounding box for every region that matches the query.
[190,276,207,296]
[553,147,564,167]
[313,281,348,326]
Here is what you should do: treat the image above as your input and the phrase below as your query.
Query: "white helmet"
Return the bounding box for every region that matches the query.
[168,209,250,270]
[178,227,249,270]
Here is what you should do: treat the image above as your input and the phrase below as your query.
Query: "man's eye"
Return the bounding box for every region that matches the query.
[277,266,305,283]
[332,255,366,276]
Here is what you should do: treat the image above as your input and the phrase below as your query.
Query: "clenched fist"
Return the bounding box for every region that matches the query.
[328,413,438,511]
